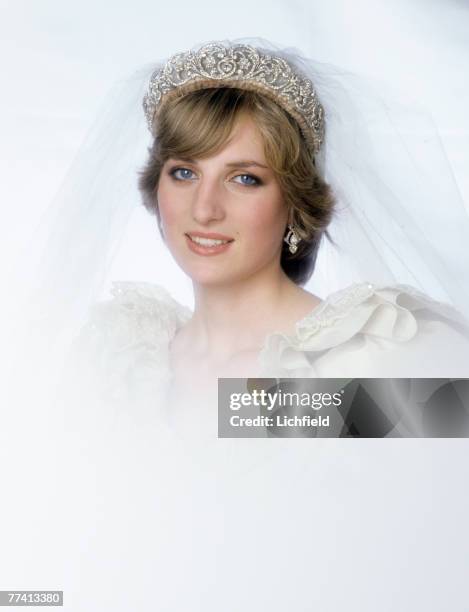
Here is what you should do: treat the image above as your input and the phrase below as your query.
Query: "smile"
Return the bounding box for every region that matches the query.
[185,234,234,256]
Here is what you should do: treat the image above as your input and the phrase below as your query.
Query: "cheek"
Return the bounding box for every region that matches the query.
[242,194,287,249]
[157,183,183,230]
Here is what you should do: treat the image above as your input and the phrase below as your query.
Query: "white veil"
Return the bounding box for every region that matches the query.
[6,36,469,383]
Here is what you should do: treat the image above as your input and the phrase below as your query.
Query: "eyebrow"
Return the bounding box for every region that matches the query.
[170,157,269,169]
[225,160,269,169]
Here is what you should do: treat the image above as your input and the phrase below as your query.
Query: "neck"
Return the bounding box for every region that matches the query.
[186,262,314,362]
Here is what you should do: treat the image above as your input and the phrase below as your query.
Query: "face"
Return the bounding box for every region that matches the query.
[156,114,288,286]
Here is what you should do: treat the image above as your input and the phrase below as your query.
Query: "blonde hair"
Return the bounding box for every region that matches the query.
[138,87,336,285]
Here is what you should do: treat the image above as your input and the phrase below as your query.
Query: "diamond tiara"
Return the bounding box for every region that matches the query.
[142,42,325,155]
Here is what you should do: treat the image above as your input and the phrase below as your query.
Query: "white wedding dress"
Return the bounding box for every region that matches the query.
[55,278,469,441]
[67,279,469,400]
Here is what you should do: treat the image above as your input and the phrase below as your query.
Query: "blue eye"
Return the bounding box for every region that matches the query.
[170,167,196,181]
[233,174,260,186]
[168,167,261,186]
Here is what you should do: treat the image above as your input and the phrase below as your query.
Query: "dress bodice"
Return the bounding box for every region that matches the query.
[66,279,469,415]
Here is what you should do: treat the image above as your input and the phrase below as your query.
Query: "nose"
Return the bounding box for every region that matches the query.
[191,174,226,225]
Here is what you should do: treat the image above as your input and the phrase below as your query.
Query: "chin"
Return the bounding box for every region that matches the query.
[182,261,247,287]
[187,269,236,286]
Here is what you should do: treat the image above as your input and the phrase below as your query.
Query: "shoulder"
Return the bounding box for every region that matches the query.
[76,280,191,346]
[63,281,192,403]
[260,282,469,377]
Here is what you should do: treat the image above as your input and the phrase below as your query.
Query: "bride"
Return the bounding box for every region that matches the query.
[61,40,469,418]
[7,38,466,431]
[4,36,469,612]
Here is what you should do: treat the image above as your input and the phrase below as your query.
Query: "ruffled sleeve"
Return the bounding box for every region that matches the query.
[60,281,192,422]
[258,283,469,378]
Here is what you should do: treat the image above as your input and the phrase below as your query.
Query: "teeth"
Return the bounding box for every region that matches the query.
[189,235,230,246]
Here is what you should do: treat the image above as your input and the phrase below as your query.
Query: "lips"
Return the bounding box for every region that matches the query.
[185,233,234,256]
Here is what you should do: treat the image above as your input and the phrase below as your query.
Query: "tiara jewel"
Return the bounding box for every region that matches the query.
[142,42,325,155]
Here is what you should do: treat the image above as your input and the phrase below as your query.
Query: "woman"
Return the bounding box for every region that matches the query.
[4,37,464,436]
[62,40,469,424]
[4,37,469,611]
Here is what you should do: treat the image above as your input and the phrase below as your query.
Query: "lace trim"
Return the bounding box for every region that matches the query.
[83,281,191,340]
[288,282,376,341]
[291,281,452,341]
